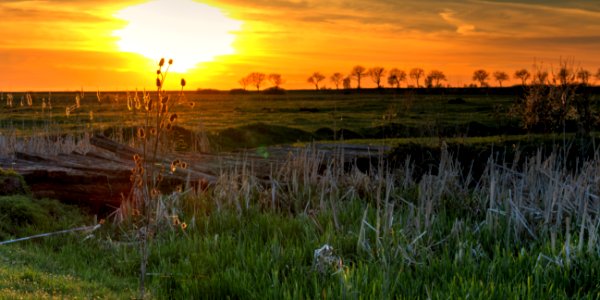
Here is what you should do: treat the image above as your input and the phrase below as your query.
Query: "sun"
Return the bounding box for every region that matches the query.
[113,0,241,73]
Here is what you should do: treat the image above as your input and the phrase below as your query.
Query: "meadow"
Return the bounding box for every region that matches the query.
[0,88,525,150]
[1,86,600,298]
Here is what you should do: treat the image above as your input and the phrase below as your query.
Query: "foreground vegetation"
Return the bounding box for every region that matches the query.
[2,139,600,298]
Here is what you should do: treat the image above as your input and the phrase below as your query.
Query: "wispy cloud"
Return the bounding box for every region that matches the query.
[439,9,476,35]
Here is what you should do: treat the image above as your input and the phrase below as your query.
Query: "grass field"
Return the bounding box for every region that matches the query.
[2,152,600,299]
[1,89,526,149]
[2,87,600,298]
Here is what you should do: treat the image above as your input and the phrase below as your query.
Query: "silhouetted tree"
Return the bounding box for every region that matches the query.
[238,76,251,90]
[493,71,509,87]
[595,68,600,83]
[268,73,284,89]
[351,65,367,89]
[409,68,425,88]
[424,76,433,88]
[387,68,406,88]
[342,76,352,89]
[514,69,531,86]
[576,69,591,85]
[248,72,266,91]
[472,69,489,87]
[426,70,446,88]
[307,72,326,90]
[330,73,343,89]
[368,67,386,89]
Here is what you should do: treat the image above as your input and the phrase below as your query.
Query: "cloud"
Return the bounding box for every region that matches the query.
[439,9,476,35]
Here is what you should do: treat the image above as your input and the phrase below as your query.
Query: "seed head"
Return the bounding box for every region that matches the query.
[180,78,186,87]
[156,78,162,88]
[168,59,173,65]
[159,58,165,67]
[181,222,187,230]
[137,128,145,139]
[169,113,178,123]
[170,160,180,172]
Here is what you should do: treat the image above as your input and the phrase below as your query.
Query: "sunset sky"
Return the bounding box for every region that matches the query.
[0,0,599,91]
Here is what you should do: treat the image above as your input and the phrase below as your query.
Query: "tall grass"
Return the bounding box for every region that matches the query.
[136,140,600,298]
[2,139,600,297]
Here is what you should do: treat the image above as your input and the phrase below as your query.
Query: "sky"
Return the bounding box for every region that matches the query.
[0,0,599,91]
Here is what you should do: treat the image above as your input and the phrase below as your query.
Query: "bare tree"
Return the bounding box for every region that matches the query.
[514,69,531,86]
[343,76,352,89]
[330,73,344,89]
[238,76,251,90]
[307,72,326,90]
[472,69,489,87]
[409,68,425,88]
[268,73,284,89]
[576,69,591,85]
[493,71,509,87]
[387,68,406,88]
[426,70,446,88]
[368,67,386,89]
[247,72,266,91]
[351,65,367,89]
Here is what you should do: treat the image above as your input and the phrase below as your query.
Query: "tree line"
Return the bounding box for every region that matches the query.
[237,66,600,91]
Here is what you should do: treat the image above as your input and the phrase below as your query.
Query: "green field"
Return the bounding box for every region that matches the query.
[2,87,600,298]
[1,89,527,149]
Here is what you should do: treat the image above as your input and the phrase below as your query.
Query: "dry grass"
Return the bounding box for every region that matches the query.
[186,141,600,264]
[0,130,92,157]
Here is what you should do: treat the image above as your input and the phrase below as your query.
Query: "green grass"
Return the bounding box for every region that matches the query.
[0,196,136,299]
[2,88,600,298]
[0,90,520,143]
[2,89,598,151]
[1,194,599,298]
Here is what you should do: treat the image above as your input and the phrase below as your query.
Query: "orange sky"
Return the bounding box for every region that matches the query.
[0,0,599,91]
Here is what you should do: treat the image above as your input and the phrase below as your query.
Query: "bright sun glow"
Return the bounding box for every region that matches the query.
[114,0,241,73]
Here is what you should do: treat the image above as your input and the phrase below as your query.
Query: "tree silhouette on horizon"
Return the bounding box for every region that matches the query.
[493,71,509,87]
[351,65,367,89]
[368,67,386,89]
[472,69,489,87]
[410,68,425,88]
[307,72,326,90]
[514,69,531,86]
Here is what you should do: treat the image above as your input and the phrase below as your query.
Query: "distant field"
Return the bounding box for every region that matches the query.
[1,88,598,151]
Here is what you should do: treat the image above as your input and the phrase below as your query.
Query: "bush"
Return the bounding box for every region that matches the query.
[0,168,30,196]
[0,195,88,240]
